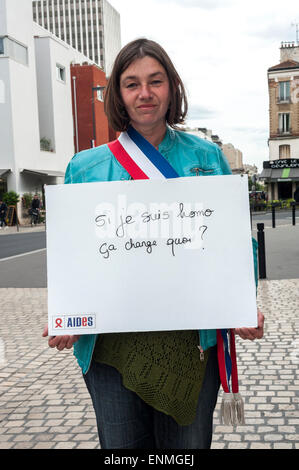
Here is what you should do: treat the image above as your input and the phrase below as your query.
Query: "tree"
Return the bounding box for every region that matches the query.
[2,191,20,226]
[248,176,264,192]
[2,191,20,206]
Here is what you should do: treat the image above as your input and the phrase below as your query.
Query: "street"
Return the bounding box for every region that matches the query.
[1,210,299,287]
[0,217,298,449]
[251,211,299,280]
[0,231,46,260]
[252,210,299,228]
[0,251,47,288]
[0,229,47,288]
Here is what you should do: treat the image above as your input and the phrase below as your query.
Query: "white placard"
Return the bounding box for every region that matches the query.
[45,175,257,335]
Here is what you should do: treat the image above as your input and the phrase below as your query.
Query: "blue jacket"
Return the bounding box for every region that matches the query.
[65,127,258,374]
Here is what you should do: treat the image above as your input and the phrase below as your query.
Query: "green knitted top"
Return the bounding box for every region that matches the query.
[93,330,209,426]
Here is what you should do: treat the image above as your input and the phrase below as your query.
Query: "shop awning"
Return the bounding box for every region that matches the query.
[259,168,272,178]
[20,168,65,177]
[260,168,299,180]
[0,169,12,177]
[290,168,299,178]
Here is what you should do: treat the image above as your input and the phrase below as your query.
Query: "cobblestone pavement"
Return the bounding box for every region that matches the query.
[0,280,298,449]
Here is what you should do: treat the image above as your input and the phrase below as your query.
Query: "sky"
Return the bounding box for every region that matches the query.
[108,0,299,172]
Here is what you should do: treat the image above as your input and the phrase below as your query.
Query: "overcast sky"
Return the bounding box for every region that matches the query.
[108,0,298,171]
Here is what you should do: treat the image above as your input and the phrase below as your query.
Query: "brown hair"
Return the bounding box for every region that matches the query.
[104,38,188,132]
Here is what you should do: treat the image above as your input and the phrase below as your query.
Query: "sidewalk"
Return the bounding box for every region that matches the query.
[0,224,46,235]
[0,279,298,449]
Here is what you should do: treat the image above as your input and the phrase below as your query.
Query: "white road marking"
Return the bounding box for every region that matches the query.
[0,248,46,262]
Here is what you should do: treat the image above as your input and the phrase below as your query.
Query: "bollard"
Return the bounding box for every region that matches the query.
[291,202,296,226]
[257,223,266,279]
[271,204,276,228]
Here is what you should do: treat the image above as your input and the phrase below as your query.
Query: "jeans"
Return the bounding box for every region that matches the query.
[84,345,220,449]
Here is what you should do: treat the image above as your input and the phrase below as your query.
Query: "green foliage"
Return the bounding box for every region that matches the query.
[248,176,264,191]
[40,137,52,151]
[284,198,295,208]
[268,199,295,209]
[22,192,35,209]
[2,191,20,206]
[250,198,296,212]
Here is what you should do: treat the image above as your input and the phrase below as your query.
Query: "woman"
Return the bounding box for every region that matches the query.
[43,38,264,449]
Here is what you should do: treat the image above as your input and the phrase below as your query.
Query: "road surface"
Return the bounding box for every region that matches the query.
[0,210,299,287]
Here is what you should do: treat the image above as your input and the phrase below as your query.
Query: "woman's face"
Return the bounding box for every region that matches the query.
[119,56,170,132]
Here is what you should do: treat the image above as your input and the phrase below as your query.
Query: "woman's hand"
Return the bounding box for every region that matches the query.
[42,325,80,351]
[235,310,264,341]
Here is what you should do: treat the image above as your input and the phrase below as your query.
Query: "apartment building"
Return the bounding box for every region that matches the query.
[222,143,243,173]
[182,127,246,174]
[0,0,120,219]
[70,62,117,152]
[260,42,299,200]
[32,0,121,76]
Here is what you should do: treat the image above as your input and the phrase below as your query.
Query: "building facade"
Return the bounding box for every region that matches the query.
[183,127,246,174]
[0,0,121,220]
[243,163,258,178]
[222,143,243,172]
[70,63,117,152]
[260,42,299,200]
[1,0,44,202]
[32,0,121,76]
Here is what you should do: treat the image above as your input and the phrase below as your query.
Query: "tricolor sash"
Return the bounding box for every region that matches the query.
[108,126,178,180]
[108,125,245,425]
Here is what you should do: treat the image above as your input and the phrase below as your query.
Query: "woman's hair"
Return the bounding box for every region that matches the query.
[104,38,188,131]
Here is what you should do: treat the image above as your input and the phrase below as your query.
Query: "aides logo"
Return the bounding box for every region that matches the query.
[65,316,95,329]
[53,314,96,330]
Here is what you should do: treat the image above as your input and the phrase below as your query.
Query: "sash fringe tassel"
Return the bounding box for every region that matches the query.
[220,392,245,425]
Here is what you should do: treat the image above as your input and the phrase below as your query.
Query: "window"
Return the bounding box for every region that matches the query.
[96,87,104,102]
[279,144,291,159]
[0,36,28,65]
[278,113,290,133]
[56,64,66,82]
[279,81,290,102]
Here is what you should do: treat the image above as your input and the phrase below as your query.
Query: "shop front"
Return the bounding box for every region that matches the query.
[260,159,299,200]
[0,170,10,199]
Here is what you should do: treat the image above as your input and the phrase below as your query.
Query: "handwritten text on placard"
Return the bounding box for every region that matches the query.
[94,199,214,259]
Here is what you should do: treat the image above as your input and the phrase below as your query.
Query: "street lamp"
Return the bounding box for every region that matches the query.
[91,86,105,148]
